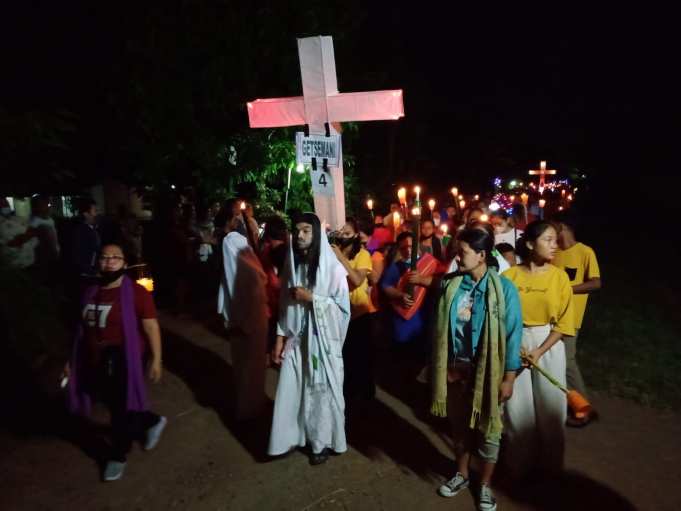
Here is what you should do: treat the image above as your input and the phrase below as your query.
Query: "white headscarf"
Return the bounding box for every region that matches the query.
[278,215,350,382]
[218,231,268,333]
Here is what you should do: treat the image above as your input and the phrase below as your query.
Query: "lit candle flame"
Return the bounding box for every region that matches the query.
[366,199,374,210]
[451,187,458,197]
[441,224,449,234]
[240,201,246,210]
[459,200,466,209]
[428,199,435,211]
[136,277,154,292]
[397,187,407,205]
[539,199,546,208]
[414,185,421,201]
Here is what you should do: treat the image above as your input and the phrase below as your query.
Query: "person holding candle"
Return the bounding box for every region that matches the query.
[419,218,444,262]
[381,232,425,348]
[491,210,523,249]
[330,217,377,405]
[218,203,269,421]
[501,220,576,478]
[66,243,166,482]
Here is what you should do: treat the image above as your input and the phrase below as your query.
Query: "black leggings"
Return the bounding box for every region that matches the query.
[94,347,159,461]
[342,313,376,401]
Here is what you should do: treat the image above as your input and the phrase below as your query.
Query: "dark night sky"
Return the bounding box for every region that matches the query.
[351,6,676,196]
[2,4,677,210]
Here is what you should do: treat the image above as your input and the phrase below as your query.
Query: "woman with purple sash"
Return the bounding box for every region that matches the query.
[66,243,166,481]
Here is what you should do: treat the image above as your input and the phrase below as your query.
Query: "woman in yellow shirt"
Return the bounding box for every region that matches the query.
[502,220,575,478]
[331,218,376,405]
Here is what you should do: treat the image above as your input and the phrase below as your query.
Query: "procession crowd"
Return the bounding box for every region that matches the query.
[0,193,601,511]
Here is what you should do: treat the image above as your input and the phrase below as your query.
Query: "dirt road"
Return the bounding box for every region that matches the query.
[2,312,679,510]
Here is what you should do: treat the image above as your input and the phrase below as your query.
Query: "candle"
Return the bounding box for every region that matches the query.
[561,189,566,197]
[397,187,407,205]
[539,199,546,208]
[520,193,529,224]
[474,194,480,201]
[393,211,401,230]
[411,206,421,217]
[428,199,436,211]
[451,187,458,198]
[136,277,154,292]
[459,200,466,209]
[510,195,516,202]
[240,201,246,210]
[441,223,449,234]
[366,199,374,211]
[414,185,421,202]
[558,206,564,211]
[567,194,573,201]
[480,214,489,222]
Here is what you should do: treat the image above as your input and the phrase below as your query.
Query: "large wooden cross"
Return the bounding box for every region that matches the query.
[247,35,404,229]
[529,160,556,194]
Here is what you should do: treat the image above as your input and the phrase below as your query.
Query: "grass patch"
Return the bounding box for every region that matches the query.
[576,229,681,409]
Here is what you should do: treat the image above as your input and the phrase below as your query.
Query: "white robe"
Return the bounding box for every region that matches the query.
[268,230,350,456]
[217,232,268,420]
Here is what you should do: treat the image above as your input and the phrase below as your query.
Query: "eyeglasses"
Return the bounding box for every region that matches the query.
[99,255,124,262]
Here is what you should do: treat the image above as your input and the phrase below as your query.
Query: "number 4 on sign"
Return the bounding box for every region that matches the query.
[311,168,334,196]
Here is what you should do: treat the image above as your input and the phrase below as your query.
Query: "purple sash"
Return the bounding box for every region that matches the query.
[68,276,149,415]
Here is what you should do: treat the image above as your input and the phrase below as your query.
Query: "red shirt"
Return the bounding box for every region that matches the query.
[82,283,157,357]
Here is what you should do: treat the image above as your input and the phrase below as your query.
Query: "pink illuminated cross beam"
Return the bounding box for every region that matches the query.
[247,89,404,127]
[529,160,556,194]
[247,37,404,128]
[246,35,404,229]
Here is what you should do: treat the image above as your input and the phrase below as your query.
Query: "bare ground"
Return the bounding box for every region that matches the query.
[1,311,680,511]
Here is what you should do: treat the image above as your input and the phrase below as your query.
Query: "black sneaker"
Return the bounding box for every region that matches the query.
[309,449,330,466]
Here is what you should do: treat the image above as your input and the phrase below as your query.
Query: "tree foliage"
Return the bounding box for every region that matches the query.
[3,1,368,211]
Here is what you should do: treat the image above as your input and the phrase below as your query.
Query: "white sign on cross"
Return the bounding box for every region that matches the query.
[529,160,557,194]
[247,35,404,229]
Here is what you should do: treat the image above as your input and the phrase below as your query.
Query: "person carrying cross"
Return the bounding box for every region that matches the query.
[268,212,350,465]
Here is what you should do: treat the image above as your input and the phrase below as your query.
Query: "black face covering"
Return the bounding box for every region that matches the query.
[339,236,356,248]
[99,268,126,285]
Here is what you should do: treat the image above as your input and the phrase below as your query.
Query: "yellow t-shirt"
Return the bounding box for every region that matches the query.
[502,264,576,337]
[552,242,600,329]
[348,248,374,318]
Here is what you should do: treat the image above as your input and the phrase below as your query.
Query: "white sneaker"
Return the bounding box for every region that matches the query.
[103,460,126,481]
[144,416,167,451]
[438,472,470,497]
[478,483,497,511]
